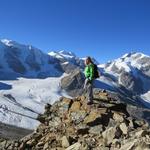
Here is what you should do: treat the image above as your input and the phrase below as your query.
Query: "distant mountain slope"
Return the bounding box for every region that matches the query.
[0,39,62,79]
[98,52,150,107]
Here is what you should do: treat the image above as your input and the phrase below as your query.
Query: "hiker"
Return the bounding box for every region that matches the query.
[84,56,99,105]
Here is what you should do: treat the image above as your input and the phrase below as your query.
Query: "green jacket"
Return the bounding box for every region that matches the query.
[84,63,94,81]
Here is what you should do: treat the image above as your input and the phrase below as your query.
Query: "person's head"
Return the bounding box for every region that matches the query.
[85,56,93,65]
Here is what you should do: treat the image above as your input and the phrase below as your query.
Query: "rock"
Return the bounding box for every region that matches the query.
[84,137,97,148]
[37,114,47,123]
[0,140,6,149]
[93,147,109,150]
[66,142,81,150]
[134,141,150,150]
[120,139,136,150]
[89,125,103,135]
[107,118,116,128]
[44,103,52,114]
[135,129,147,137]
[119,123,128,135]
[49,116,62,127]
[59,98,72,113]
[76,125,89,135]
[99,92,109,101]
[45,133,56,143]
[128,118,134,128]
[5,141,12,149]
[111,139,121,149]
[102,127,117,146]
[37,141,44,147]
[19,142,26,150]
[43,142,49,150]
[119,71,143,93]
[71,110,87,124]
[80,95,86,102]
[120,139,150,150]
[70,101,81,112]
[113,112,124,122]
[84,110,101,125]
[60,62,79,74]
[61,136,70,148]
[61,69,85,97]
[66,126,76,135]
[134,119,146,127]
[98,108,107,115]
[115,126,123,138]
[26,139,36,146]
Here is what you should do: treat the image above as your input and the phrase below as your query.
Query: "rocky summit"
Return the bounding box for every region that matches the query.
[1,90,150,150]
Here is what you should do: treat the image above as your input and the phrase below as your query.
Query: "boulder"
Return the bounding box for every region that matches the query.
[61,136,70,148]
[89,125,103,135]
[66,142,81,150]
[84,110,101,125]
[119,123,128,135]
[71,110,87,124]
[70,101,81,112]
[113,112,124,123]
[102,127,117,146]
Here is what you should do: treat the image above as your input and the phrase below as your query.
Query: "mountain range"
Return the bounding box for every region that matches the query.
[0,39,150,129]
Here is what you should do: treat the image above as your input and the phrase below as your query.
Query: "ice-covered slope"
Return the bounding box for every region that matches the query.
[0,75,70,129]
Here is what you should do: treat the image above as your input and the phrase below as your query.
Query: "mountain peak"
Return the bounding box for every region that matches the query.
[59,50,75,56]
[1,39,13,46]
[121,52,149,60]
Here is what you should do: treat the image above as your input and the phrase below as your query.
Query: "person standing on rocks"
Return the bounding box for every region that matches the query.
[84,57,95,105]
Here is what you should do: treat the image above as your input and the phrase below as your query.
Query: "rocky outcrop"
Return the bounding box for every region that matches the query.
[60,63,80,74]
[119,71,143,94]
[61,69,85,97]
[1,90,150,150]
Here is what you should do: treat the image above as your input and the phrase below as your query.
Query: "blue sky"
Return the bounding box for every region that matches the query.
[0,0,150,63]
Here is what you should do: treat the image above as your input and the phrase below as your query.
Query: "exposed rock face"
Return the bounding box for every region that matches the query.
[60,63,80,74]
[5,47,26,74]
[61,69,85,97]
[119,71,143,93]
[1,91,150,149]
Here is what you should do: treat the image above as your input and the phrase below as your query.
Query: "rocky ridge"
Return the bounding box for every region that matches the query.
[1,91,150,150]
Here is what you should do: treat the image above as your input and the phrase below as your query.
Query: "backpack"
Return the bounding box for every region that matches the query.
[93,64,100,79]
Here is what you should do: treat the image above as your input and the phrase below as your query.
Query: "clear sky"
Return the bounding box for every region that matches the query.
[0,0,150,63]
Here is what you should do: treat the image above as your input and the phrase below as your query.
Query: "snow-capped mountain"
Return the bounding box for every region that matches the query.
[98,52,150,106]
[0,39,150,130]
[48,50,99,69]
[0,39,62,79]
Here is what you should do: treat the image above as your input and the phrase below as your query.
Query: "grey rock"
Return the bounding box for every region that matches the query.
[102,127,117,146]
[61,69,85,97]
[89,125,103,135]
[71,110,87,124]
